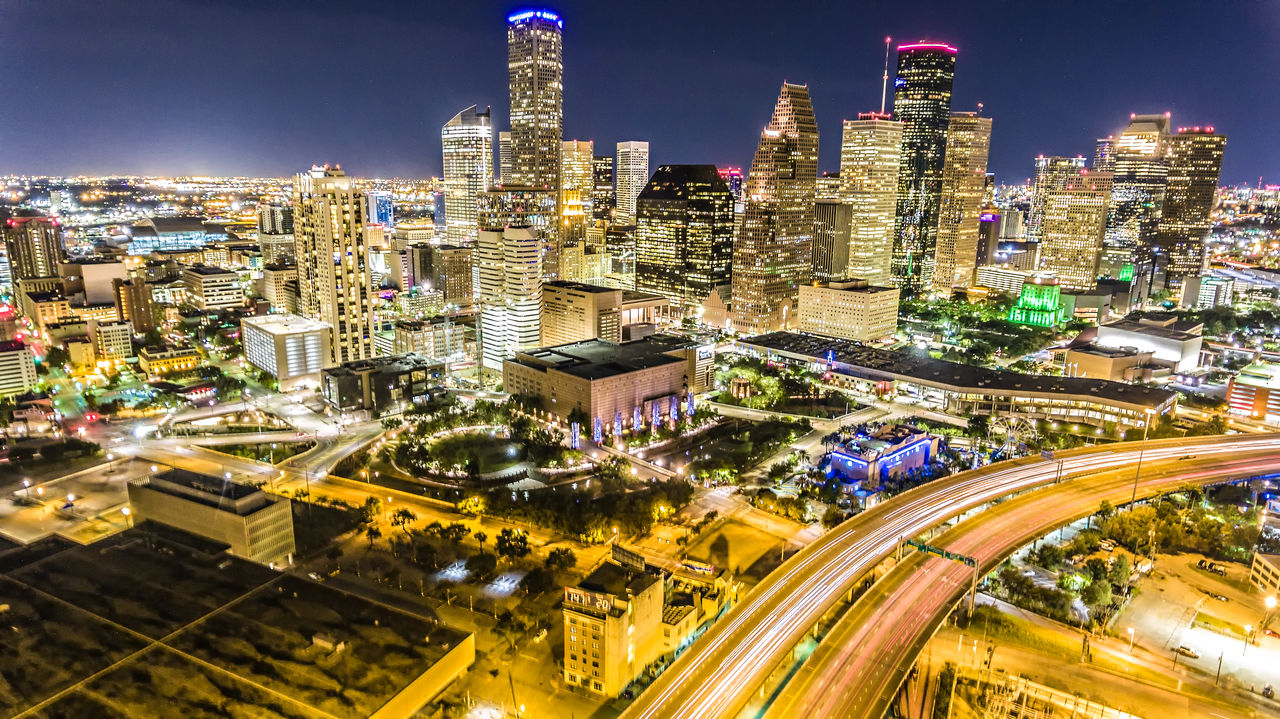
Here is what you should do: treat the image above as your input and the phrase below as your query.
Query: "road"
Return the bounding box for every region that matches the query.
[767,445,1280,719]
[621,433,1280,719]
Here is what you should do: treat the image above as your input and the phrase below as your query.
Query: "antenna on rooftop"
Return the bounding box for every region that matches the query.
[880,36,892,115]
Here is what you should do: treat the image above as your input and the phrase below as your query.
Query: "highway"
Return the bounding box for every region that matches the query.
[766,445,1280,719]
[621,433,1280,719]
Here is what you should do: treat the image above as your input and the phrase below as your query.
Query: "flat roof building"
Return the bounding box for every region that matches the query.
[0,340,37,397]
[562,556,665,697]
[796,278,899,342]
[182,263,244,311]
[321,352,444,419]
[127,468,295,567]
[241,313,332,389]
[1094,314,1203,372]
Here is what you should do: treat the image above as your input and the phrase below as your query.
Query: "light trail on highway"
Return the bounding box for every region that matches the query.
[775,449,1280,719]
[622,435,1280,719]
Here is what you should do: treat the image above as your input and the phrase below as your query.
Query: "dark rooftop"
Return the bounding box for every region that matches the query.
[510,336,691,380]
[741,331,1176,409]
[323,352,443,377]
[637,164,730,202]
[579,560,662,599]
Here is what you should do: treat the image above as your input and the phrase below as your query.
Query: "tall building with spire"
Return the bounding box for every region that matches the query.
[507,9,563,191]
[615,141,650,226]
[442,105,493,246]
[838,112,902,286]
[1157,126,1225,283]
[292,166,375,364]
[1101,113,1171,280]
[890,42,957,294]
[933,112,992,290]
[1027,156,1088,242]
[731,82,819,334]
[635,164,734,312]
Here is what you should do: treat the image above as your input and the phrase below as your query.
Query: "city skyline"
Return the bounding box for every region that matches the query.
[2,0,1276,185]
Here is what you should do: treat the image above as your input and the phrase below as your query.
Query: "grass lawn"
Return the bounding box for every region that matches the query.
[774,395,862,419]
[1192,610,1247,638]
[430,432,521,474]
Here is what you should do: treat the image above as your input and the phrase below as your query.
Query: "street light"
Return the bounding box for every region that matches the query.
[1130,408,1157,508]
[1127,627,1135,651]
[121,506,132,529]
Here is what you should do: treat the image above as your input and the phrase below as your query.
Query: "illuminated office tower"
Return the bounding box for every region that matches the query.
[442,105,493,246]
[1093,136,1116,172]
[1038,169,1113,291]
[1156,126,1226,283]
[811,200,853,281]
[479,186,558,279]
[718,167,745,208]
[560,140,594,243]
[498,131,513,185]
[2,216,63,280]
[292,166,374,364]
[592,155,615,222]
[507,9,563,191]
[1101,113,1171,280]
[476,225,542,371]
[635,165,734,312]
[933,112,992,290]
[365,190,395,229]
[731,82,819,334]
[1027,156,1087,241]
[815,173,842,202]
[615,141,650,226]
[891,42,956,294]
[838,112,902,287]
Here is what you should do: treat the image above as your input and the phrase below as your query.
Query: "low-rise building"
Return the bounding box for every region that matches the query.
[739,331,1176,432]
[88,319,133,364]
[796,278,898,342]
[1180,274,1234,310]
[241,313,332,389]
[392,317,474,365]
[825,424,940,488]
[562,557,665,697]
[1227,362,1280,423]
[138,345,201,376]
[261,264,298,313]
[0,340,38,396]
[503,335,713,433]
[541,281,623,346]
[1094,314,1203,372]
[126,468,295,567]
[24,290,73,333]
[321,353,444,419]
[1062,344,1156,382]
[1249,552,1280,596]
[182,263,244,311]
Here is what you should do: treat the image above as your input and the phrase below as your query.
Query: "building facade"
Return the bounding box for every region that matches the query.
[1027,156,1088,242]
[1037,170,1113,290]
[0,341,37,397]
[615,141,651,226]
[891,42,956,294]
[933,112,992,290]
[2,216,62,281]
[442,105,494,246]
[241,314,333,388]
[731,82,819,334]
[321,353,444,418]
[541,281,621,346]
[507,9,563,191]
[1102,114,1171,280]
[838,113,902,287]
[181,264,243,311]
[477,226,542,370]
[1156,127,1226,283]
[796,279,899,342]
[635,165,734,313]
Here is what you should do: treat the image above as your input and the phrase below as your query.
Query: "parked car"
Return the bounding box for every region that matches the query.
[1174,645,1200,659]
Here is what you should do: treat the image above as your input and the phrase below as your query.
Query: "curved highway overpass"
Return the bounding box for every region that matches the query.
[622,434,1280,719]
[766,444,1280,718]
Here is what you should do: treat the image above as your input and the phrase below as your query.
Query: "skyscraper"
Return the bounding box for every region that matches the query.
[615,141,650,226]
[1038,169,1113,290]
[442,105,493,246]
[933,112,992,290]
[476,225,542,371]
[292,166,375,364]
[1093,136,1116,172]
[592,155,615,222]
[731,82,819,334]
[634,165,734,312]
[506,9,563,191]
[560,140,594,243]
[1102,113,1171,280]
[811,200,853,281]
[891,42,956,294]
[2,216,62,280]
[478,186,559,280]
[1156,127,1226,283]
[839,112,902,287]
[498,131,513,185]
[1027,156,1088,242]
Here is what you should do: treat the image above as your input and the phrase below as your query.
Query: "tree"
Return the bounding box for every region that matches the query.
[359,497,382,525]
[493,610,527,649]
[390,507,418,537]
[474,531,488,549]
[440,522,471,544]
[466,552,498,580]
[545,547,577,572]
[44,345,70,368]
[520,566,555,595]
[39,443,67,463]
[1084,557,1109,582]
[821,506,845,531]
[1097,500,1115,522]
[495,528,531,561]
[1081,577,1112,609]
[1108,554,1132,585]
[364,525,382,548]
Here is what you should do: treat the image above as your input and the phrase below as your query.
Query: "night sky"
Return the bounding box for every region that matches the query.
[3,0,1277,185]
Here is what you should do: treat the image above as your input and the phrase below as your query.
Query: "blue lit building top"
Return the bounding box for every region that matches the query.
[507,9,563,27]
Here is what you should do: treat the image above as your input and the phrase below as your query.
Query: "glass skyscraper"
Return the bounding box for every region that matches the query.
[634,164,734,313]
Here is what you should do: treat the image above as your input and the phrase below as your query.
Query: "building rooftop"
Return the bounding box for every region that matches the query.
[1068,343,1152,360]
[1234,362,1280,391]
[740,331,1176,409]
[323,352,442,377]
[809,278,898,294]
[636,164,729,202]
[510,337,688,381]
[0,340,27,353]
[1100,318,1201,342]
[241,313,330,336]
[543,280,618,295]
[578,560,663,600]
[184,263,237,277]
[136,468,273,516]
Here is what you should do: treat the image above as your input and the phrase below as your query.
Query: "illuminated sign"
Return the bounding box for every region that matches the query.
[565,587,612,611]
[507,9,563,27]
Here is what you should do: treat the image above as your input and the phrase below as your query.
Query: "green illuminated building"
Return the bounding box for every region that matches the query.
[1007,275,1065,327]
